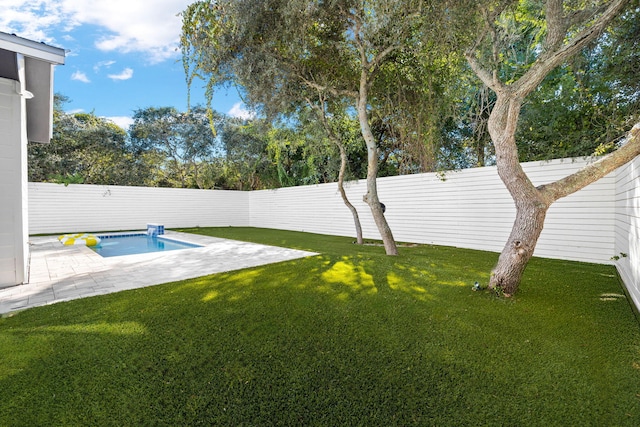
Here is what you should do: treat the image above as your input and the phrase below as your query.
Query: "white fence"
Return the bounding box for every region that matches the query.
[250,158,616,264]
[614,156,640,310]
[28,156,639,309]
[28,184,249,233]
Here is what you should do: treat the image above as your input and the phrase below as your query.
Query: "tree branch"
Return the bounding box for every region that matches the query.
[368,44,401,79]
[351,10,369,70]
[465,1,514,93]
[297,74,358,99]
[466,51,504,92]
[539,122,640,203]
[543,0,567,52]
[304,92,336,142]
[513,0,630,98]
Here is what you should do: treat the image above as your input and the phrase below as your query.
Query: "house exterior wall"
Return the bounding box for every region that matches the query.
[614,156,640,310]
[28,183,250,234]
[0,73,28,288]
[24,57,55,143]
[0,35,63,290]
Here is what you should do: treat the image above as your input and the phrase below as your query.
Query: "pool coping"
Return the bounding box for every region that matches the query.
[0,231,318,315]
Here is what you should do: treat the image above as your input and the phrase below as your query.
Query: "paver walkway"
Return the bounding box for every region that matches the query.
[0,231,317,315]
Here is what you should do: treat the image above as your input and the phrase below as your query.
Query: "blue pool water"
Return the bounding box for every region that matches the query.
[91,233,202,258]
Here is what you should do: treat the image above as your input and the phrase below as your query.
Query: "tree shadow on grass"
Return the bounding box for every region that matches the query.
[174,246,495,307]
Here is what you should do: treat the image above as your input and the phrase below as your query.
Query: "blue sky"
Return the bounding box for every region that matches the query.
[0,0,250,130]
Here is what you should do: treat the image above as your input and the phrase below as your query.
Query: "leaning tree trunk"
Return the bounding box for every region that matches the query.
[337,142,364,244]
[310,95,364,246]
[356,74,398,255]
[490,199,549,296]
[484,91,640,296]
[486,95,548,295]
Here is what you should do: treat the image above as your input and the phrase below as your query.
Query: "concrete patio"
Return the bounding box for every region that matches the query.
[0,231,317,315]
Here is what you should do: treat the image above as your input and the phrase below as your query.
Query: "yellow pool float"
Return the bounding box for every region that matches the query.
[58,233,101,246]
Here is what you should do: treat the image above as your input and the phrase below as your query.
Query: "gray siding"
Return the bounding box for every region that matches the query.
[0,78,26,288]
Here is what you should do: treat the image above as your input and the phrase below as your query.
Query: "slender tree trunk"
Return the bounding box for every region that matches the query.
[357,73,398,255]
[308,95,364,245]
[337,142,364,244]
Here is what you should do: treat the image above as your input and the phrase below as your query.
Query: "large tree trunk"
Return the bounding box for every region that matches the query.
[356,75,398,255]
[486,95,547,295]
[337,142,364,244]
[489,199,548,296]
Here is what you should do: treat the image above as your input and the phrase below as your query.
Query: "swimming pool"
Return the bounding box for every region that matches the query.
[91,233,203,258]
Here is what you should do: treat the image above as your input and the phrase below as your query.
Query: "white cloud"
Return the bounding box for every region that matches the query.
[0,2,62,44]
[93,60,115,73]
[0,1,192,62]
[107,67,133,81]
[228,102,256,120]
[105,116,134,130]
[71,70,90,83]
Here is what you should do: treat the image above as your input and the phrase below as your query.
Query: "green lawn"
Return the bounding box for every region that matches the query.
[1,227,639,425]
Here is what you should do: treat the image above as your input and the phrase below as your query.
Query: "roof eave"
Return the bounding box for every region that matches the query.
[0,32,65,65]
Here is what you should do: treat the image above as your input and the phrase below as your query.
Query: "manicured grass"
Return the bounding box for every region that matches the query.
[1,227,639,425]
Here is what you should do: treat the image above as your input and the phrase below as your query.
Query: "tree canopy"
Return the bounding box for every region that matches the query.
[30,96,355,191]
[181,0,483,254]
[34,2,638,195]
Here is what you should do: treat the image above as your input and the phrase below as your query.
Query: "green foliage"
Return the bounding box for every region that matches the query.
[611,252,628,261]
[442,73,497,168]
[370,18,480,173]
[468,0,639,162]
[214,118,279,190]
[1,227,639,425]
[129,106,222,188]
[47,173,84,186]
[211,114,356,190]
[516,28,640,161]
[28,95,146,186]
[180,0,483,179]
